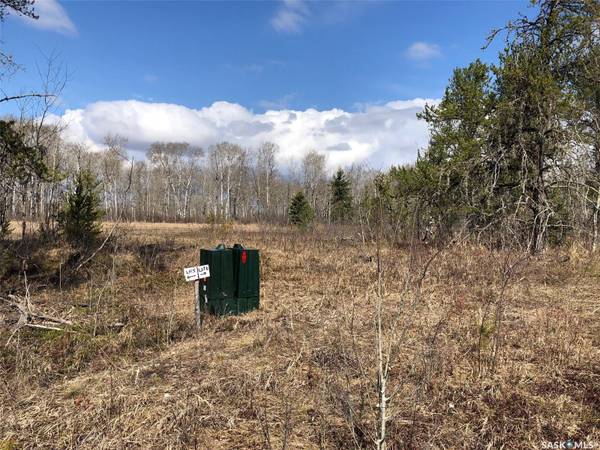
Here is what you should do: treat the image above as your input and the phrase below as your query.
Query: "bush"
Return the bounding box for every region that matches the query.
[58,169,104,248]
[288,191,314,228]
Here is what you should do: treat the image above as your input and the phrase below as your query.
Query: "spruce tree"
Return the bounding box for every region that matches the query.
[58,169,104,248]
[330,168,353,222]
[288,191,314,228]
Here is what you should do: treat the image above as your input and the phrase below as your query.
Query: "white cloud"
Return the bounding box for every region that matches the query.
[270,0,370,34]
[405,42,442,61]
[16,0,77,35]
[51,98,439,170]
[271,0,310,33]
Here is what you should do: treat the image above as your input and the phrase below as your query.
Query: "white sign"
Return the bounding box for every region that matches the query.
[184,266,199,282]
[183,264,210,282]
[197,264,210,279]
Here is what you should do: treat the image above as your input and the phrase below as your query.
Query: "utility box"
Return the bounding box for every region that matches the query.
[200,244,236,315]
[199,243,260,316]
[232,244,260,314]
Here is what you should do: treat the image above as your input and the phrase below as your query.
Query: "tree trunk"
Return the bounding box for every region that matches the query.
[592,140,600,252]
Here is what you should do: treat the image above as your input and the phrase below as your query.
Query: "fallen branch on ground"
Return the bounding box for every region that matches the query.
[1,293,73,346]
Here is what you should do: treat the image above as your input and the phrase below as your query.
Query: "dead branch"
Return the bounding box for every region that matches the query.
[0,93,56,103]
[1,293,73,346]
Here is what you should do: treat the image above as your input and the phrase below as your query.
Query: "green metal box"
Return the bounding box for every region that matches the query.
[232,244,260,314]
[200,244,235,315]
[199,243,260,316]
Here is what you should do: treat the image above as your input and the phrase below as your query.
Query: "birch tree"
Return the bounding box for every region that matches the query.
[301,150,327,217]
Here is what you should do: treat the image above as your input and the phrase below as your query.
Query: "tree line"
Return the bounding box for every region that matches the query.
[0,123,367,237]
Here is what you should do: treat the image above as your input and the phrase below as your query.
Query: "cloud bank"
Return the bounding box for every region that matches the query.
[54,98,438,170]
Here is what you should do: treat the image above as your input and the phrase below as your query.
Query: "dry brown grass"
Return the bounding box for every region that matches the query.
[0,223,598,449]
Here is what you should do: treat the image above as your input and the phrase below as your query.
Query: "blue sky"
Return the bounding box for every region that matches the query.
[0,0,533,168]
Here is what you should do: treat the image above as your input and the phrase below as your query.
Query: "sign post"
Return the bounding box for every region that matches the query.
[183,264,210,329]
[194,279,201,329]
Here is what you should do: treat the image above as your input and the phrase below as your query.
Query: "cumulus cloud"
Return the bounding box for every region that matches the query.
[51,98,439,170]
[405,42,442,61]
[16,0,77,35]
[271,0,310,33]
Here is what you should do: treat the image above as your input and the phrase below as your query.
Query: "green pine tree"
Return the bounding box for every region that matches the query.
[330,168,353,223]
[288,191,314,228]
[416,59,495,237]
[58,169,104,248]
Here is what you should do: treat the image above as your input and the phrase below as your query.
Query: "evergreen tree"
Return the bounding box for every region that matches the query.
[489,0,594,253]
[288,191,314,228]
[416,59,495,238]
[58,169,104,247]
[330,168,353,222]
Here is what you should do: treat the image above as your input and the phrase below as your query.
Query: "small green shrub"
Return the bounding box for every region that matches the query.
[288,191,314,229]
[58,169,104,248]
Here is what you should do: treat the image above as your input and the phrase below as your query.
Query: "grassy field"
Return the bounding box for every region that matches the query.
[1,222,599,449]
